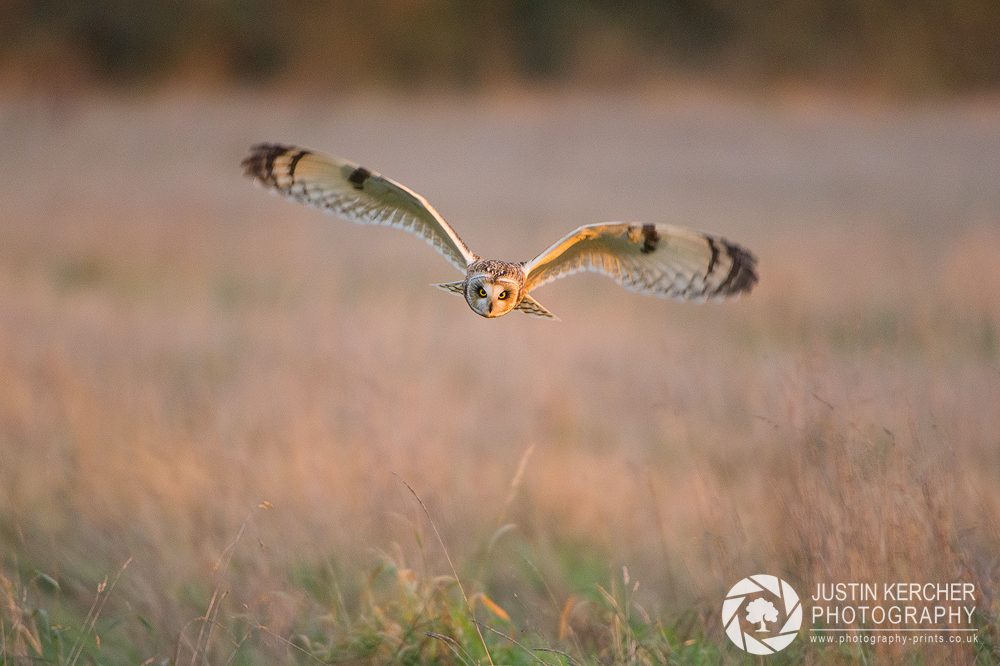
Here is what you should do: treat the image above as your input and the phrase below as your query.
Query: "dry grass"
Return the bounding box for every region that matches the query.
[0,92,998,664]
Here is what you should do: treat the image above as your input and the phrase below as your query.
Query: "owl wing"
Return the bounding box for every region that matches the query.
[522,222,757,302]
[243,144,477,273]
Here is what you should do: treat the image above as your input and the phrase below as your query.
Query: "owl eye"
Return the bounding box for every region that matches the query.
[478,287,487,298]
[497,291,508,300]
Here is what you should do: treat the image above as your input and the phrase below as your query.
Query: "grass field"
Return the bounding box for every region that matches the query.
[1,91,999,665]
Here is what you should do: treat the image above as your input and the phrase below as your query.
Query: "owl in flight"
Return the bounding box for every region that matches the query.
[243,144,757,319]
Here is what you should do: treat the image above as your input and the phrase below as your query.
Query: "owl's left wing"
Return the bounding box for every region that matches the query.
[243,144,477,272]
[522,223,757,302]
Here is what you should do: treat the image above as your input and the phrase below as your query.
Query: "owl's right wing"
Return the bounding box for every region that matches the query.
[522,222,757,302]
[243,144,477,273]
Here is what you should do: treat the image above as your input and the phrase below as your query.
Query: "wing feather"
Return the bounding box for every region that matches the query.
[522,223,757,302]
[242,144,477,272]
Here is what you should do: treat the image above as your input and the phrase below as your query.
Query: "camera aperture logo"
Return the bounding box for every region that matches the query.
[722,575,802,654]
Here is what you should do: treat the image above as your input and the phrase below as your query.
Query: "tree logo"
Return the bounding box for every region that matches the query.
[722,575,801,654]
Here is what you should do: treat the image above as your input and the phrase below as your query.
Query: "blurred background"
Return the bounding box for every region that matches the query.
[2,0,1000,94]
[1,2,1000,664]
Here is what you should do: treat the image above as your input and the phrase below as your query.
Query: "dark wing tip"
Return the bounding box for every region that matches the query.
[241,143,292,182]
[715,242,758,296]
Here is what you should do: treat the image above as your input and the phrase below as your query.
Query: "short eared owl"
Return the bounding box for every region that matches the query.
[243,144,757,319]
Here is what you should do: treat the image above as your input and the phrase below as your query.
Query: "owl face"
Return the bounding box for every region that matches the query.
[466,277,520,318]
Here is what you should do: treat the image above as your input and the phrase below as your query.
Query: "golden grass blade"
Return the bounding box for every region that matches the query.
[253,625,331,666]
[396,474,496,666]
[499,443,535,527]
[559,595,577,641]
[426,632,476,666]
[68,557,131,666]
[470,592,511,623]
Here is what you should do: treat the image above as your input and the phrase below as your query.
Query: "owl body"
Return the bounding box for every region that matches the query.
[242,143,758,319]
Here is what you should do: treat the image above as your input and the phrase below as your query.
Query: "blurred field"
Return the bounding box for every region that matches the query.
[4,0,1000,93]
[0,92,999,664]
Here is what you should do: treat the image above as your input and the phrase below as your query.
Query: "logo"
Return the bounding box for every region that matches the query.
[723,575,802,654]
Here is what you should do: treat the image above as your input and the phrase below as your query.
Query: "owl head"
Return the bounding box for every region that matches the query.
[465,275,520,318]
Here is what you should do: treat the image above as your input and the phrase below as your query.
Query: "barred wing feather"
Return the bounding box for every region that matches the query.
[242,144,477,273]
[523,223,757,302]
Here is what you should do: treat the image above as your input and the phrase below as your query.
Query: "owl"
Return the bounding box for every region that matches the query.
[242,144,757,319]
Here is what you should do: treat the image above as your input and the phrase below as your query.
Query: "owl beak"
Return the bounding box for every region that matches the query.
[487,301,494,315]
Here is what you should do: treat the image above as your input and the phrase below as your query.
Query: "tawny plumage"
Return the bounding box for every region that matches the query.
[242,143,758,319]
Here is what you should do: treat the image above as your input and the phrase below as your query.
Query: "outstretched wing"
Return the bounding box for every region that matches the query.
[243,144,477,272]
[522,223,757,302]
[515,293,558,320]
